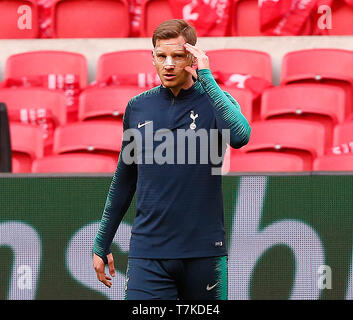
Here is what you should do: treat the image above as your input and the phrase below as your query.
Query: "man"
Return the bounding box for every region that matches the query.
[93,19,251,300]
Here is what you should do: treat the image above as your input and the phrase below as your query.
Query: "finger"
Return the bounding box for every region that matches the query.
[107,253,116,277]
[108,261,116,277]
[184,43,203,56]
[184,66,197,79]
[98,272,112,288]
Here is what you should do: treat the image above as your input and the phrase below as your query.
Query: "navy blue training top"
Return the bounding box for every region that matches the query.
[93,69,251,261]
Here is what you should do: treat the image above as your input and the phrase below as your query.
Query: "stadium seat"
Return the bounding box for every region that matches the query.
[53,120,123,158]
[32,153,117,173]
[140,0,174,37]
[5,50,88,88]
[228,151,306,172]
[281,49,353,85]
[0,0,39,38]
[0,87,67,125]
[229,0,261,36]
[51,0,130,38]
[78,86,144,121]
[221,87,253,123]
[241,119,327,170]
[324,1,353,35]
[207,49,272,83]
[280,49,353,116]
[96,50,155,84]
[12,157,21,173]
[10,123,44,173]
[313,154,353,171]
[260,84,347,147]
[332,121,353,155]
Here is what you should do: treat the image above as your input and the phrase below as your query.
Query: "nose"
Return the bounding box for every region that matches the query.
[164,64,175,71]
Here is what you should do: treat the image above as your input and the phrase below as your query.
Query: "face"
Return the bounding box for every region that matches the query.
[153,35,194,90]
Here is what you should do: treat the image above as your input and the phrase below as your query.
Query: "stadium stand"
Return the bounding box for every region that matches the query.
[323,0,353,36]
[207,49,272,83]
[222,87,253,124]
[313,154,353,171]
[229,0,261,36]
[52,120,123,159]
[260,84,347,148]
[332,121,353,153]
[228,151,307,172]
[0,0,39,38]
[4,50,88,88]
[207,49,272,121]
[281,48,353,118]
[240,119,327,170]
[78,86,144,122]
[32,153,117,173]
[50,0,130,38]
[9,122,44,172]
[0,87,67,126]
[96,50,155,84]
[140,0,174,37]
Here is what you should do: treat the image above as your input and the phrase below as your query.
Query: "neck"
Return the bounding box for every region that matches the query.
[169,76,195,97]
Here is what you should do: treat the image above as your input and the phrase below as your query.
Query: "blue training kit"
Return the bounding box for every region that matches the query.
[93,68,251,299]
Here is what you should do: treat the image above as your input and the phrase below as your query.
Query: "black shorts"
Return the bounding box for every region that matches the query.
[124,256,228,300]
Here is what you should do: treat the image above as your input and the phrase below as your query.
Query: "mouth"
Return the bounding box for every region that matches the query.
[163,74,177,81]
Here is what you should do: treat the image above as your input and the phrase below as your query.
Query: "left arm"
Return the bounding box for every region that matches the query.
[184,44,251,149]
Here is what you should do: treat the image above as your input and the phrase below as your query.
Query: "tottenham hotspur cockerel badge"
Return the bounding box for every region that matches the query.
[190,110,199,130]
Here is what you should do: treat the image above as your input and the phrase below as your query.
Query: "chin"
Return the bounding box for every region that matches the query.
[161,79,178,87]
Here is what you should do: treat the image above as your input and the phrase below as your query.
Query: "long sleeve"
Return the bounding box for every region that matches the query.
[197,68,251,148]
[93,103,137,263]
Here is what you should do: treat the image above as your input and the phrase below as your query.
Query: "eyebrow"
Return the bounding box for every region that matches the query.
[154,47,187,54]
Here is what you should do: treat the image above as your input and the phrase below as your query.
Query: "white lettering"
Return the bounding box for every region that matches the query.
[317,265,332,290]
[228,176,325,299]
[65,221,132,300]
[0,221,41,299]
[17,5,32,30]
[317,5,332,30]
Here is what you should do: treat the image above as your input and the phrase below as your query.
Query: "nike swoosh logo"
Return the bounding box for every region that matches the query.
[206,282,219,291]
[137,121,152,128]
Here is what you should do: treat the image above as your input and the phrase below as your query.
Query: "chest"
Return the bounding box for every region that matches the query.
[130,95,216,133]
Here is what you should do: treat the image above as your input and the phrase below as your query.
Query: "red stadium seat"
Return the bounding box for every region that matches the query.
[332,121,353,149]
[313,154,353,171]
[51,0,130,38]
[221,87,253,123]
[241,119,327,170]
[12,157,21,173]
[5,50,88,88]
[228,152,306,172]
[260,84,347,147]
[324,2,353,36]
[0,87,67,125]
[229,0,261,36]
[140,0,174,37]
[0,0,39,38]
[78,86,144,121]
[10,123,44,173]
[207,49,272,83]
[281,49,353,85]
[32,153,117,173]
[281,49,353,116]
[96,50,155,84]
[53,120,123,159]
[207,49,272,121]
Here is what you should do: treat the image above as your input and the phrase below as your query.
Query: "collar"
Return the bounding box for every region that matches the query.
[159,79,202,100]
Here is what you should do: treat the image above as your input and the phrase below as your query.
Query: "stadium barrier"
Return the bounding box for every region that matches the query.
[0,173,352,300]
